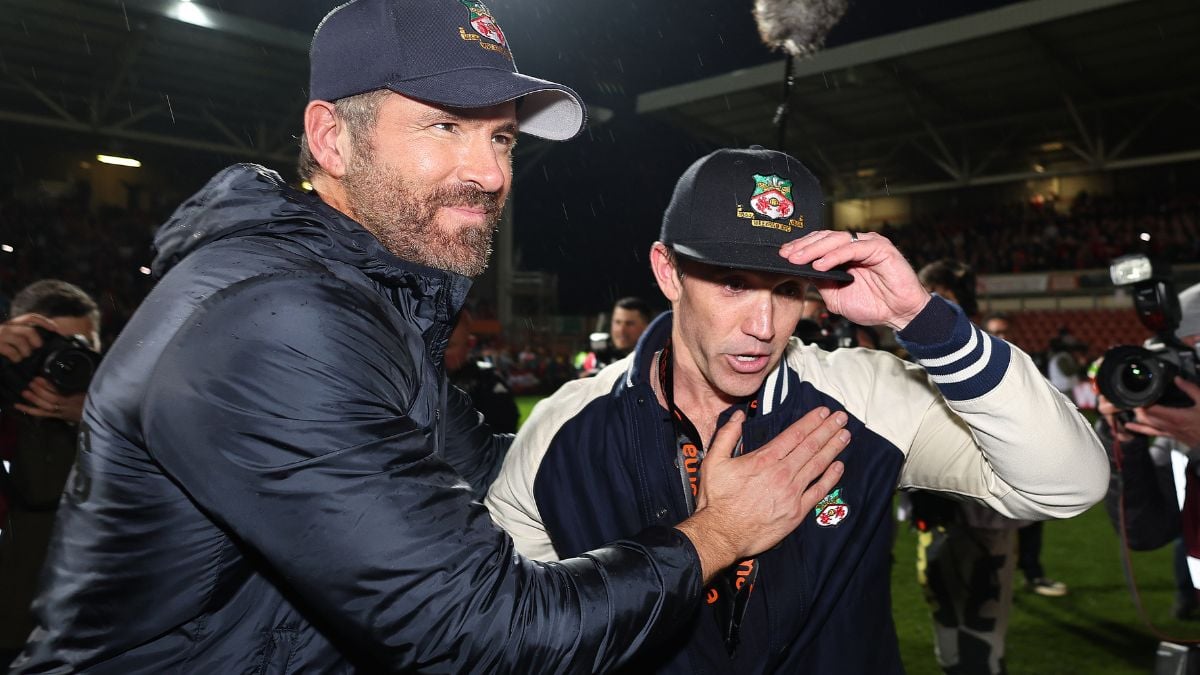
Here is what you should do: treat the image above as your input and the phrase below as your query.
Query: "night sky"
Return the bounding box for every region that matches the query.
[201,0,1018,313]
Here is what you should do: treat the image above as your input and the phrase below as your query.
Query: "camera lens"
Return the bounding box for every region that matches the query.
[1119,360,1156,394]
[1096,345,1175,409]
[42,348,99,394]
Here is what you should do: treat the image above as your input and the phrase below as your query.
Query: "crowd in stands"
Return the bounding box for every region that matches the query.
[0,194,159,349]
[886,192,1200,275]
[3,190,1197,396]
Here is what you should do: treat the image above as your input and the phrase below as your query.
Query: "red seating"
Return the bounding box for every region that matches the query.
[1004,309,1151,361]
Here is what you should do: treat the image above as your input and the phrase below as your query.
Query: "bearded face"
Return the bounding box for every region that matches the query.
[340,135,504,278]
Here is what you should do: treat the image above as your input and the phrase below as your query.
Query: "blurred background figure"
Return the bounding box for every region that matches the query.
[576,296,653,377]
[909,261,1027,675]
[917,258,979,318]
[445,311,519,435]
[923,260,1071,599]
[794,285,880,351]
[1046,327,1089,400]
[0,280,101,669]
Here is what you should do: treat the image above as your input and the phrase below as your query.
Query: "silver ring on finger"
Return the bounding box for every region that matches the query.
[849,231,860,243]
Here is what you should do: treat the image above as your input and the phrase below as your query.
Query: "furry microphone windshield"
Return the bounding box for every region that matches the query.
[753,0,850,56]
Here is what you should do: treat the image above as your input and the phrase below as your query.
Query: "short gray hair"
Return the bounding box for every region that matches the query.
[296,89,391,183]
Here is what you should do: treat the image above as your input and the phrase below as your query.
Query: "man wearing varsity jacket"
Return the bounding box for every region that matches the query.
[485,147,1108,674]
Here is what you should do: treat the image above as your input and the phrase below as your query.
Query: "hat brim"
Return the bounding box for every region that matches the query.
[672,242,854,283]
[386,68,586,141]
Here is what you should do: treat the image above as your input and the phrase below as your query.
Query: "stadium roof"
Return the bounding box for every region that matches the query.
[636,0,1200,199]
[0,0,314,165]
[0,0,618,172]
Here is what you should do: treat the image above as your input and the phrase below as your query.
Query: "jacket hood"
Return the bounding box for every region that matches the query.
[151,164,471,301]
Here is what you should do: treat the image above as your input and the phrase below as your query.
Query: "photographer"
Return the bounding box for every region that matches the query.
[577,296,654,377]
[0,280,101,668]
[1100,281,1200,620]
[445,310,519,434]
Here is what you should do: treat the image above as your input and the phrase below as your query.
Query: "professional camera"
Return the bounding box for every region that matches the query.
[795,312,860,350]
[1095,255,1199,409]
[589,331,614,354]
[0,326,101,408]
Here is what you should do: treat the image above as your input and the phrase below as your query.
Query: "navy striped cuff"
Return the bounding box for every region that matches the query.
[896,295,1011,400]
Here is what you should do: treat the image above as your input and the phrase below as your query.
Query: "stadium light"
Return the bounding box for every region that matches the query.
[171,1,215,28]
[97,154,142,168]
[139,266,153,275]
[1,244,13,253]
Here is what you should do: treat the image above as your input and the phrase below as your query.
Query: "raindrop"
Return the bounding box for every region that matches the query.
[561,203,569,221]
[83,33,91,56]
[696,53,704,67]
[165,94,175,124]
[614,59,624,74]
[884,177,890,196]
[120,2,131,31]
[822,72,829,89]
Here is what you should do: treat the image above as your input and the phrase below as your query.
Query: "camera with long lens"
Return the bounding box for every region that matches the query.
[0,326,101,408]
[1095,255,1198,409]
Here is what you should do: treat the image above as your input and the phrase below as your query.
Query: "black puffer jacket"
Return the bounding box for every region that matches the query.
[14,164,700,674]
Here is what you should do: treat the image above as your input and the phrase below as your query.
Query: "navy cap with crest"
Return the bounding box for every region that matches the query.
[660,146,853,282]
[309,0,585,141]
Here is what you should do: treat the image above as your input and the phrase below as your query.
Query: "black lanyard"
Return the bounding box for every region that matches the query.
[658,340,760,655]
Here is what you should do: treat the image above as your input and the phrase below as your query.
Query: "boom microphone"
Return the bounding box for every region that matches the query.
[753,0,850,56]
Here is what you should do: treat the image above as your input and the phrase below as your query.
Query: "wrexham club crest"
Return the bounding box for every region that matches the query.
[460,0,507,46]
[750,174,795,220]
[814,487,850,527]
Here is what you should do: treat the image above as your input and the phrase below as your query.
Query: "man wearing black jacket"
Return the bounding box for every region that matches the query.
[12,1,847,672]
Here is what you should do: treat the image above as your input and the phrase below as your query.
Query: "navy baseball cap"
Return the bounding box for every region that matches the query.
[660,146,853,282]
[309,0,586,141]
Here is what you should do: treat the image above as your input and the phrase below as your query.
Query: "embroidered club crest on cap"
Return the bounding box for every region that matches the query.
[750,174,795,220]
[814,487,849,527]
[460,0,507,47]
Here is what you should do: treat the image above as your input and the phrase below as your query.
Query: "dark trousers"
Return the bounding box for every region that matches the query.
[1016,521,1044,580]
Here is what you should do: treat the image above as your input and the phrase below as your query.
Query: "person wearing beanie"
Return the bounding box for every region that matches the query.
[487,146,1108,674]
[12,3,845,672]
